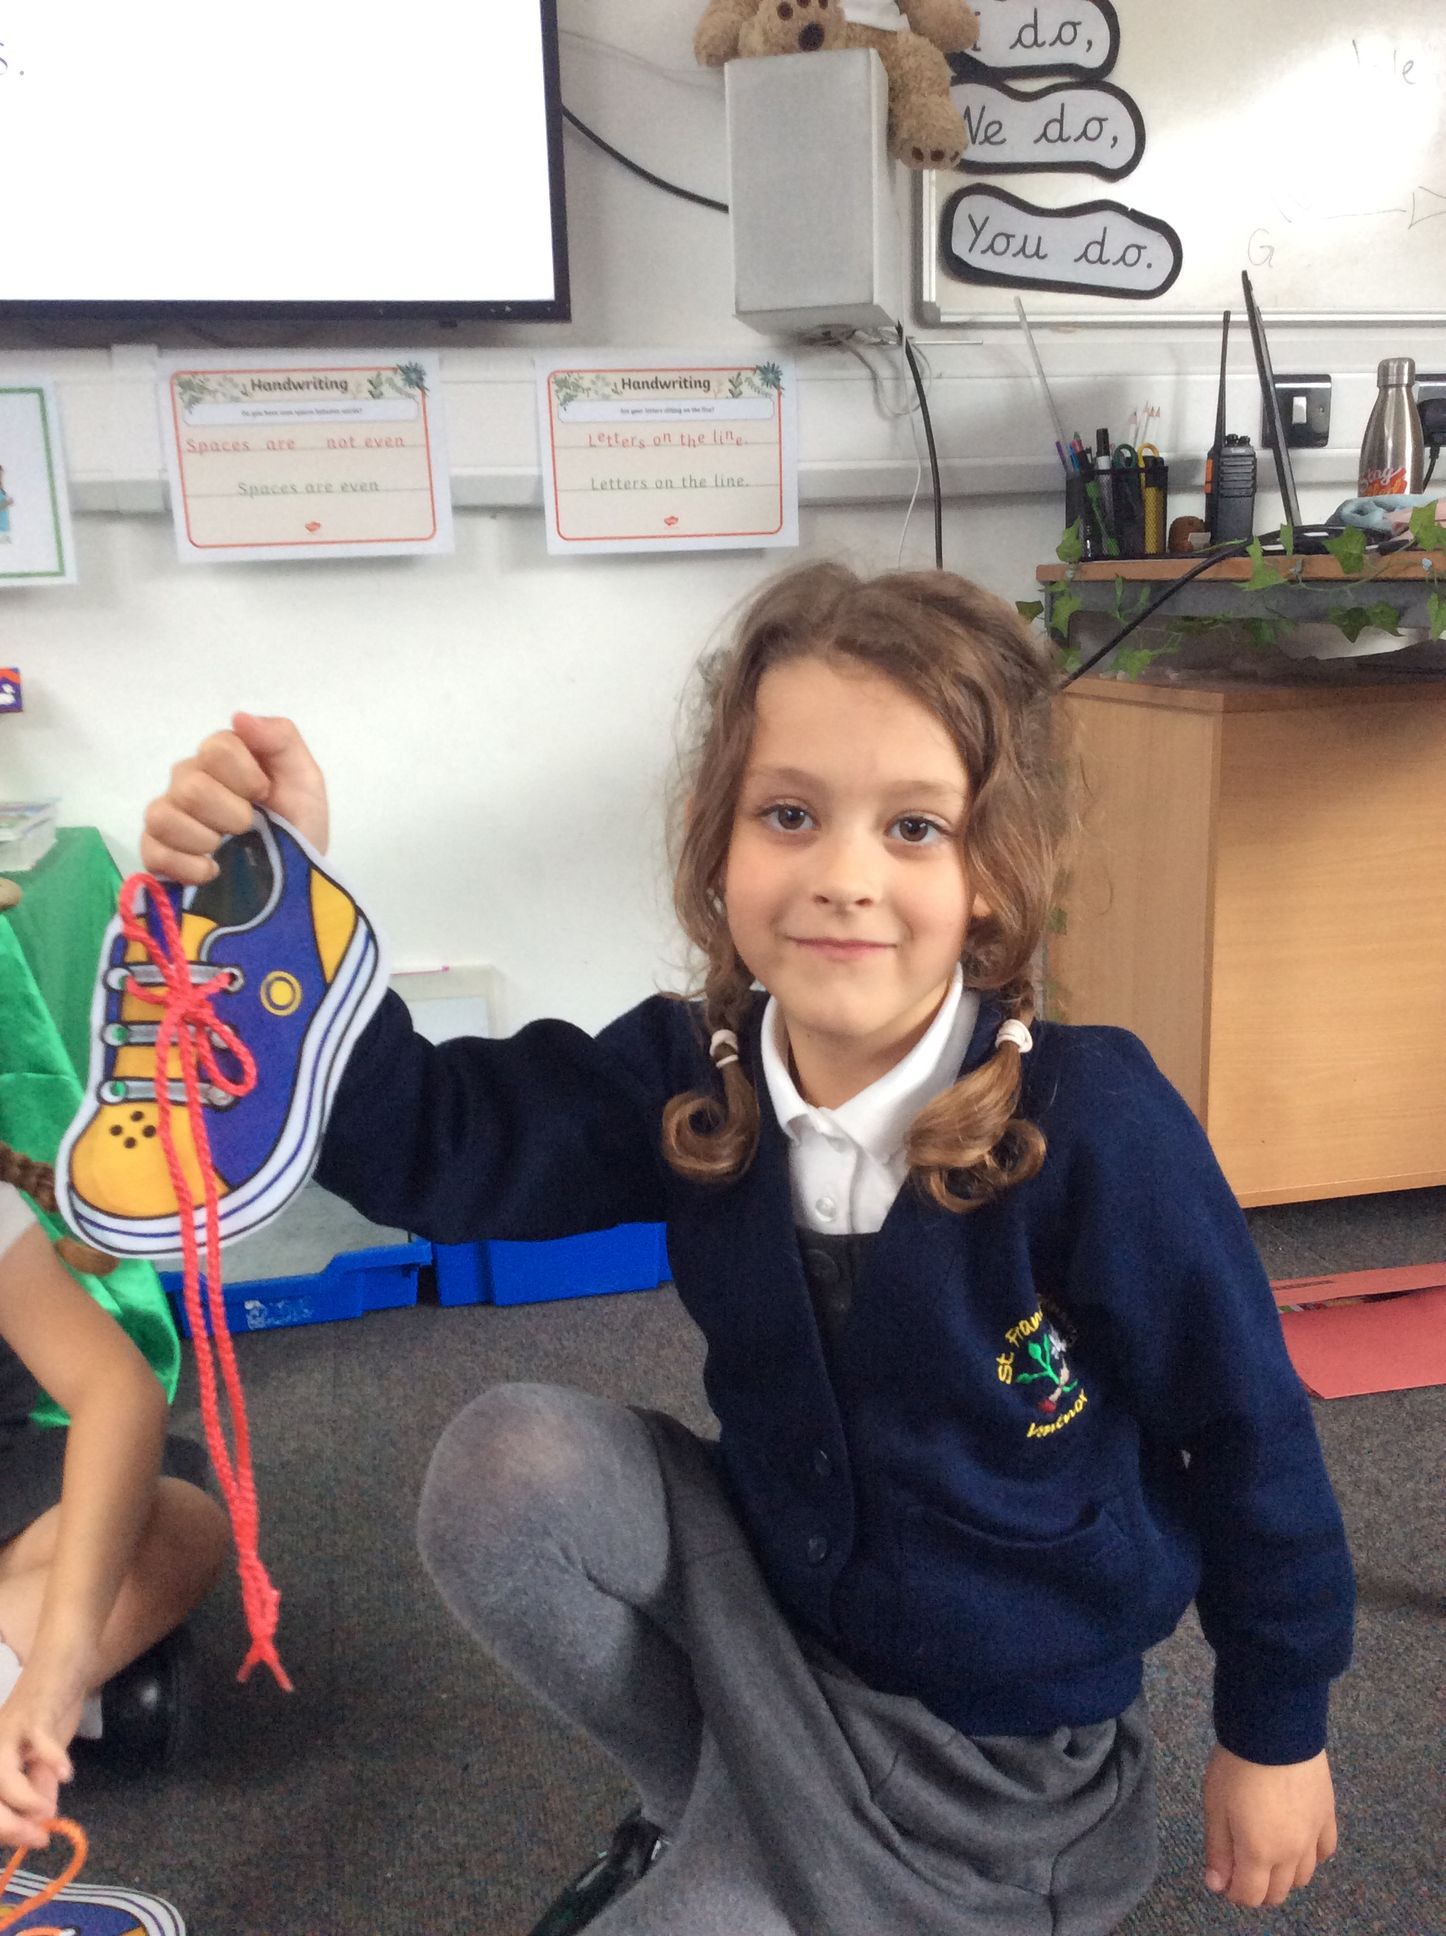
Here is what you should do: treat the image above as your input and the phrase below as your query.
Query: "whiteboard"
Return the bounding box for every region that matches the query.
[920,0,1446,325]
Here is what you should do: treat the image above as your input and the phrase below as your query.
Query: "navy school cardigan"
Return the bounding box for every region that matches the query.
[316,987,1354,1765]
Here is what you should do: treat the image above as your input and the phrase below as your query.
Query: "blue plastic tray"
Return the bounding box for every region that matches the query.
[161,1238,429,1335]
[434,1224,669,1307]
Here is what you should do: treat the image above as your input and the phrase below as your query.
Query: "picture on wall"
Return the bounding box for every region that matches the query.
[0,381,77,587]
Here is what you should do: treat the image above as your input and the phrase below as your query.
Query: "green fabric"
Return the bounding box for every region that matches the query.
[1,828,180,1420]
[2,828,121,1081]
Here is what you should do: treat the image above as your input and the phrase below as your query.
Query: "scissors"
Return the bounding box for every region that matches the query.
[1138,442,1162,467]
[1110,443,1141,472]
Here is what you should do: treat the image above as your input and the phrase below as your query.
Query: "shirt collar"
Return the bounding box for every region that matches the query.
[760,966,981,1163]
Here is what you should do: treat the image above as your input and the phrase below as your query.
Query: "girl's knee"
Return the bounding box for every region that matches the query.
[148,1478,229,1608]
[416,1382,621,1582]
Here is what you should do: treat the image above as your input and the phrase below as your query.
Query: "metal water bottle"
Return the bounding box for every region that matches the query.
[1358,357,1424,496]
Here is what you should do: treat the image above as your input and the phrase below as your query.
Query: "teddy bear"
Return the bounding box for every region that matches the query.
[695,0,980,169]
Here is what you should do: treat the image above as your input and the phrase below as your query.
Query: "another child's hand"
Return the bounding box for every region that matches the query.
[0,1679,75,1852]
[141,712,329,883]
[1202,1743,1337,1908]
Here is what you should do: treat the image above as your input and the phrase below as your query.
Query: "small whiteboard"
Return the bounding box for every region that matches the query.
[920,0,1446,326]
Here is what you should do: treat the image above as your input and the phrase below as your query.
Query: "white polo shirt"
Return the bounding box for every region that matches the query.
[0,1181,37,1264]
[760,966,981,1234]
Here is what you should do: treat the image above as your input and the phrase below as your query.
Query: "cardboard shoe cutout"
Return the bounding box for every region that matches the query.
[57,811,386,1260]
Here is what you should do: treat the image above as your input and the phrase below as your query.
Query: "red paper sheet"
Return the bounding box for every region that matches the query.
[1272,1269,1446,1399]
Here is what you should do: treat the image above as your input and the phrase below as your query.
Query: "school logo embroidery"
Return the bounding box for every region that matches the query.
[996,1305,1088,1437]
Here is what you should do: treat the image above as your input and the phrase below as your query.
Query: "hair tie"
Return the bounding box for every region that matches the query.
[995,1018,1033,1055]
[710,1028,740,1070]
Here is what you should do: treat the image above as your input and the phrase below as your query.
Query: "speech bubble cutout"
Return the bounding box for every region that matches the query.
[941,185,1182,299]
[957,0,1120,80]
[956,79,1144,179]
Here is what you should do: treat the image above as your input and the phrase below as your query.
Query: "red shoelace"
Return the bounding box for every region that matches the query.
[117,873,291,1691]
[0,1819,87,1933]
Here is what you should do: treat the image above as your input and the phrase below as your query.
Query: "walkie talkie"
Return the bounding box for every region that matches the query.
[1212,434,1258,544]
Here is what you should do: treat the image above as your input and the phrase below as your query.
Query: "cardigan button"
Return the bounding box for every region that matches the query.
[803,1245,841,1287]
[806,1534,830,1564]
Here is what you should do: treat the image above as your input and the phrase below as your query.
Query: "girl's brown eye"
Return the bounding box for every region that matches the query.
[766,804,810,832]
[895,817,940,844]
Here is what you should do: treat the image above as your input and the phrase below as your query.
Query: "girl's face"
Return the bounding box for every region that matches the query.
[723,655,985,1103]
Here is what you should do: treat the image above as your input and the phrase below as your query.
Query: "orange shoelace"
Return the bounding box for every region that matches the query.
[0,1819,87,1933]
[118,873,291,1691]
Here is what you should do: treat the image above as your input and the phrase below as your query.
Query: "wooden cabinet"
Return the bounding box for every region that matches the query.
[1048,678,1446,1206]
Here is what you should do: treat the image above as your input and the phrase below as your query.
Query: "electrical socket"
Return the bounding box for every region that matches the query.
[1416,372,1446,446]
[1268,373,1331,449]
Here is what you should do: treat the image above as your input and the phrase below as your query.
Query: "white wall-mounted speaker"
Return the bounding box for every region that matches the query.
[726,48,905,337]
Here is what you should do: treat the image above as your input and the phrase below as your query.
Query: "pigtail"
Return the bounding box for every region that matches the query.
[0,1140,57,1210]
[0,1140,118,1277]
[661,959,761,1184]
[905,976,1046,1213]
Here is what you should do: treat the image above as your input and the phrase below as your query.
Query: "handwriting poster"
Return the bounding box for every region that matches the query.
[0,381,78,588]
[536,355,798,556]
[161,354,453,564]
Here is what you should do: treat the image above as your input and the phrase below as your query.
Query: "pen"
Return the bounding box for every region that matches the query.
[1140,444,1167,557]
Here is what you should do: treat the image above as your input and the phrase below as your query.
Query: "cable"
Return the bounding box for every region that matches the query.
[824,331,928,566]
[558,27,719,93]
[1424,445,1439,489]
[1057,539,1255,687]
[902,332,942,570]
[1057,524,1419,688]
[833,332,929,419]
[897,410,926,568]
[561,105,727,213]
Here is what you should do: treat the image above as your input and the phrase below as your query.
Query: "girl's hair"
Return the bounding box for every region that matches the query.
[0,1140,59,1213]
[660,561,1074,1213]
[0,1141,118,1276]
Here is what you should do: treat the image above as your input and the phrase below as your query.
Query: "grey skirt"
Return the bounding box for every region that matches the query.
[0,1420,209,1550]
[638,1406,1158,1936]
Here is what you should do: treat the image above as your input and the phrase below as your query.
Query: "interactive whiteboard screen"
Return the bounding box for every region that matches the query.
[0,0,568,322]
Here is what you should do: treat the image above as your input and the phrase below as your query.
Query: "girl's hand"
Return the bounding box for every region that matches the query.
[1202,1743,1337,1908]
[141,712,329,883]
[0,1678,76,1853]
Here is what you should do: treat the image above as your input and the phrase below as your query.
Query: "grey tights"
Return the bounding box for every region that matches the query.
[416,1382,795,1935]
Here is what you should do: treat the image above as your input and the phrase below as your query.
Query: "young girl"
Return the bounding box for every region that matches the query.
[141,563,1352,1933]
[0,1148,229,1850]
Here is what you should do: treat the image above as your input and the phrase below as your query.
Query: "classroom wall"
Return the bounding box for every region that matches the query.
[4,2,1445,1034]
